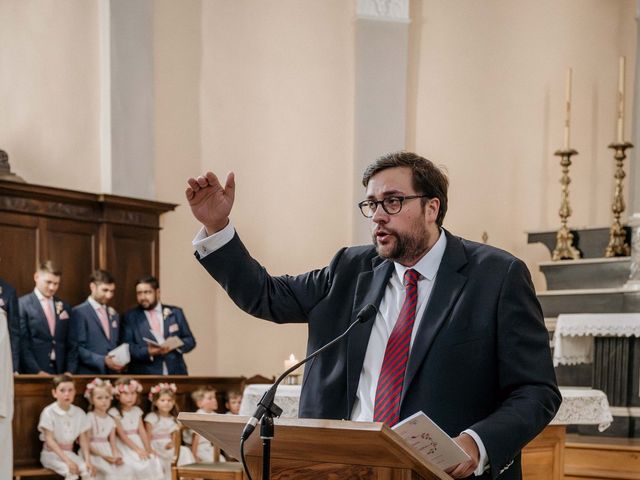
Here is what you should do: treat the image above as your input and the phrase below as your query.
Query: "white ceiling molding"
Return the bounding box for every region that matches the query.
[356,0,410,23]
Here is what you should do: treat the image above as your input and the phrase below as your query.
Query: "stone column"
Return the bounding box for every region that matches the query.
[99,0,155,199]
[353,0,410,244]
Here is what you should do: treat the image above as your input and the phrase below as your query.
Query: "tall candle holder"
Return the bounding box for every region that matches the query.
[604,141,633,257]
[552,148,581,261]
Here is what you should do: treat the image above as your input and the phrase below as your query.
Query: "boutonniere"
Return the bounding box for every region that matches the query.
[107,306,116,317]
[162,307,172,319]
[55,301,63,315]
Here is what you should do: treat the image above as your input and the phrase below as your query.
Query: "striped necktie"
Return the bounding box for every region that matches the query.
[373,268,420,426]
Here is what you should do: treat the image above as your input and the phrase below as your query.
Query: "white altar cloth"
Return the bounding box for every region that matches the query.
[240,384,612,431]
[552,387,613,431]
[553,313,640,366]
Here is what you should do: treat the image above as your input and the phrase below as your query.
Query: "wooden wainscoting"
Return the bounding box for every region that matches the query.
[564,434,640,480]
[522,425,565,480]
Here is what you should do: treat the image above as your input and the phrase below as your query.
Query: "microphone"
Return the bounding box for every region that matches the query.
[240,303,378,441]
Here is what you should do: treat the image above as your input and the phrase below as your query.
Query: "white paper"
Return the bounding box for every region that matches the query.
[143,336,184,351]
[108,343,130,366]
[392,411,470,471]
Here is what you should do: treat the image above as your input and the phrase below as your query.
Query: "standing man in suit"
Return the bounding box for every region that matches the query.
[0,276,18,478]
[67,269,125,374]
[122,275,196,374]
[19,261,72,374]
[0,276,20,374]
[185,152,561,480]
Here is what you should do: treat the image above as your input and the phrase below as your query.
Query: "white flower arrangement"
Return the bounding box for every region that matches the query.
[55,301,64,315]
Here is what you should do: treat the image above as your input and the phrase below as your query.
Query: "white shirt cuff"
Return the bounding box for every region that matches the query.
[192,222,236,258]
[462,429,489,476]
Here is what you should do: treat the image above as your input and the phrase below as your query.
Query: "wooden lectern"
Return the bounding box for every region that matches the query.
[178,412,452,480]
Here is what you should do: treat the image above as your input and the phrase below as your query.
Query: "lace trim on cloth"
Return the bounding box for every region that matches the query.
[551,387,613,431]
[553,313,640,366]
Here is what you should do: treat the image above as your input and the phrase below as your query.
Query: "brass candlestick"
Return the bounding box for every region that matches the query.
[605,141,634,257]
[552,148,581,261]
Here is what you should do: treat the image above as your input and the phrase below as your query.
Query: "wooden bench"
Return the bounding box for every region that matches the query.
[12,374,262,480]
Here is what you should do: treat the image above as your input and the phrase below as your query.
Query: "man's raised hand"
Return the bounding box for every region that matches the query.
[185,171,235,235]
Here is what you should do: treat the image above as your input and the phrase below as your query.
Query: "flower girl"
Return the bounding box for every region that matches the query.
[108,377,163,479]
[145,382,194,479]
[84,378,134,480]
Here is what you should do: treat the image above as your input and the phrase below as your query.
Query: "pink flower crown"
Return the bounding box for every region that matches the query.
[114,379,143,396]
[84,378,113,400]
[148,382,177,401]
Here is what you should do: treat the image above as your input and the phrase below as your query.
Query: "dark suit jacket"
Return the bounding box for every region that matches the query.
[18,292,72,374]
[0,278,20,372]
[122,304,196,374]
[197,229,561,480]
[67,301,122,374]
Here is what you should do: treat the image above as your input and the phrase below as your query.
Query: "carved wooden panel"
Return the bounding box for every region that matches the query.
[43,218,99,306]
[0,179,175,314]
[0,211,39,295]
[105,224,158,312]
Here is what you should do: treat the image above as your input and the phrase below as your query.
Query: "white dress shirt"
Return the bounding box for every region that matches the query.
[193,223,488,475]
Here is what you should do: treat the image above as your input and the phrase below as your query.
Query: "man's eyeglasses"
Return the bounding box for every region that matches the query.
[357,195,430,218]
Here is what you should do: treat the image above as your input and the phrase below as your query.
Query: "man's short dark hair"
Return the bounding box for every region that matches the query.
[89,269,115,285]
[37,260,62,276]
[362,151,449,227]
[136,275,159,290]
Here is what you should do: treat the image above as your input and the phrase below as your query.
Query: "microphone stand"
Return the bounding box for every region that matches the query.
[240,304,377,480]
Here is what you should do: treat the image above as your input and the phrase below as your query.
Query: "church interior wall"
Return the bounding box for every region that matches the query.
[0,0,636,377]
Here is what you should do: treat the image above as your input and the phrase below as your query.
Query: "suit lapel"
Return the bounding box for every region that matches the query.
[163,307,172,336]
[90,303,109,340]
[31,293,53,339]
[346,258,394,414]
[401,231,468,402]
[138,308,153,338]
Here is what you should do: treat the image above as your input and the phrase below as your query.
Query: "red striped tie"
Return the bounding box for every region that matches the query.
[373,268,420,426]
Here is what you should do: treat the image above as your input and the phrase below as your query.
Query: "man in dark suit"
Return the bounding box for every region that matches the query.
[186,152,561,480]
[18,261,72,374]
[0,276,19,373]
[122,275,196,374]
[67,269,125,374]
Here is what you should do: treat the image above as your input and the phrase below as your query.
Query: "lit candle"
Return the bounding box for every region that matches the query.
[563,67,572,149]
[617,56,626,143]
[284,353,298,371]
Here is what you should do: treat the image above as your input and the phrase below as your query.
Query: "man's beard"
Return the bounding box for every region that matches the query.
[373,220,430,265]
[142,300,158,310]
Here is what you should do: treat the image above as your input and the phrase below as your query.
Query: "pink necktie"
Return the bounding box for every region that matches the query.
[41,298,56,336]
[373,269,420,426]
[97,306,111,340]
[149,309,161,334]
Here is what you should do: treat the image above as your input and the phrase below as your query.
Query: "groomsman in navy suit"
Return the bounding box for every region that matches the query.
[67,269,126,374]
[19,261,72,374]
[122,275,196,374]
[0,276,20,373]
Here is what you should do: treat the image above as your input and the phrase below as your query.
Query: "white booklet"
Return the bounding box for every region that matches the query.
[143,335,184,351]
[108,343,130,366]
[392,411,470,471]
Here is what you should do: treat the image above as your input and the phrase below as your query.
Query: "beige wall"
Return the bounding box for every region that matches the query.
[408,0,636,289]
[1,0,636,377]
[0,0,101,192]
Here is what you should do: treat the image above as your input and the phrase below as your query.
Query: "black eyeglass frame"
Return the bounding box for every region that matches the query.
[357,194,431,218]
